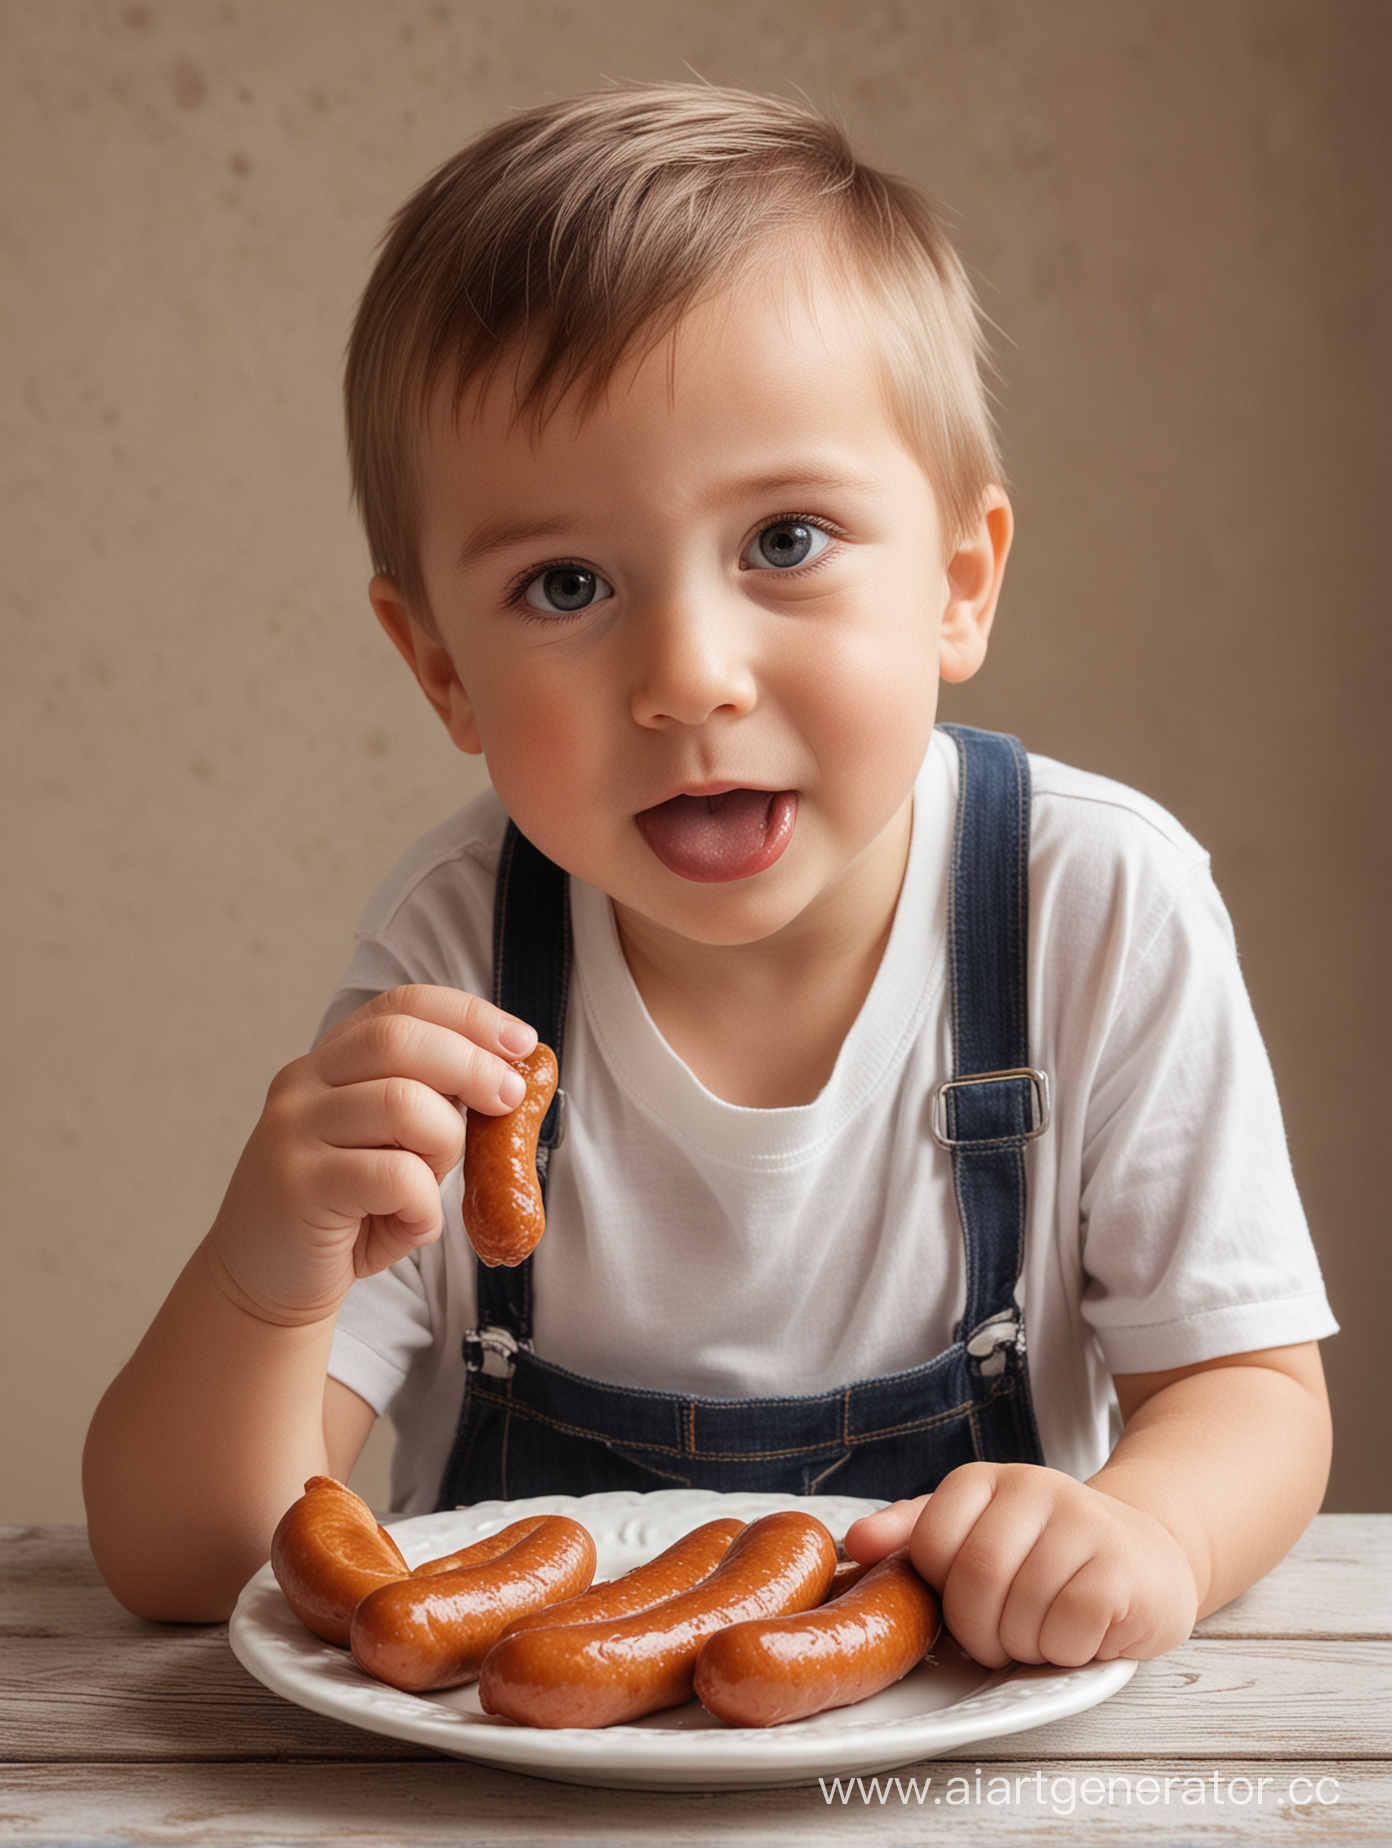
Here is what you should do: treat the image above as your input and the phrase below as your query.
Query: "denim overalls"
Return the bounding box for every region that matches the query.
[435,725,1049,1510]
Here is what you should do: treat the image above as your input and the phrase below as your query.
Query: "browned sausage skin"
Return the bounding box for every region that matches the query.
[462,1042,558,1266]
[270,1476,409,1647]
[478,1509,838,1728]
[411,1515,552,1578]
[693,1546,942,1727]
[349,1514,596,1693]
[497,1516,745,1638]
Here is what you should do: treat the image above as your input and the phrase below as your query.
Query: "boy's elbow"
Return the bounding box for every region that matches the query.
[110,1577,237,1627]
[83,1434,246,1625]
[85,1515,242,1626]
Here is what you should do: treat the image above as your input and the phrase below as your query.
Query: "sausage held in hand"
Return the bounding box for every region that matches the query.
[462,1042,559,1266]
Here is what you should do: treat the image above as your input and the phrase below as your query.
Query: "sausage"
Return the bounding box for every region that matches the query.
[462,1042,559,1266]
[692,1546,942,1727]
[477,1508,837,1728]
[270,1476,410,1647]
[497,1517,745,1638]
[411,1515,552,1578]
[824,1557,870,1598]
[349,1514,596,1693]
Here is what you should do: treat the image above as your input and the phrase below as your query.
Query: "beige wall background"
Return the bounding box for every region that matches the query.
[3,0,1387,1520]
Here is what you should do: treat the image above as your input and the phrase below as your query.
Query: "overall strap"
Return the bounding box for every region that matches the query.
[471,822,571,1352]
[473,743,1047,1361]
[935,725,1050,1358]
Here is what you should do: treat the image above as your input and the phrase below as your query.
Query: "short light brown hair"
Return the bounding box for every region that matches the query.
[345,82,1003,616]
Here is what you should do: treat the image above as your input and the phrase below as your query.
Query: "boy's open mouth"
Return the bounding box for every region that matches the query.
[635,788,797,883]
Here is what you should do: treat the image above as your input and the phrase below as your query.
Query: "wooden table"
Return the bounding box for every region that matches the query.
[3,1515,1388,1844]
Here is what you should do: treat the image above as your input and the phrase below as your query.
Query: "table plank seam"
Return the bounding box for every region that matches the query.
[1190,1629,1392,1641]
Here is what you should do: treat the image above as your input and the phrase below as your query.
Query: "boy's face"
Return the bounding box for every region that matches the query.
[375,262,1009,961]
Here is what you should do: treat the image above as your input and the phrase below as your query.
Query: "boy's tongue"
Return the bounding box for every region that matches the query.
[636,788,797,882]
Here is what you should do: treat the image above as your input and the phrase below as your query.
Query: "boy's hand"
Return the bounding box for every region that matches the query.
[842,1463,1198,1668]
[205,985,537,1328]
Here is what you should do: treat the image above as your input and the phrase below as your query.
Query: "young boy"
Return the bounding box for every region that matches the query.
[85,84,1335,1672]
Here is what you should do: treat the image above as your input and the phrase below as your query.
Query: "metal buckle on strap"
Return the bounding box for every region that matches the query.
[463,1326,530,1378]
[930,1067,1052,1150]
[965,1316,1024,1377]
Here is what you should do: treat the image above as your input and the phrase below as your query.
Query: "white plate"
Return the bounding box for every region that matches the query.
[229,1488,1136,1791]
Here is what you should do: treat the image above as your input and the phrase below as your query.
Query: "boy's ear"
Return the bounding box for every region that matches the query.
[938,489,1013,685]
[369,575,483,756]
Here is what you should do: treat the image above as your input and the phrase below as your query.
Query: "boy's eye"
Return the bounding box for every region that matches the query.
[521,565,614,614]
[744,519,832,571]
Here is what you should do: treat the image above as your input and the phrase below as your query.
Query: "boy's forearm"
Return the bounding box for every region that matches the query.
[1090,1343,1332,1619]
[83,1237,340,1623]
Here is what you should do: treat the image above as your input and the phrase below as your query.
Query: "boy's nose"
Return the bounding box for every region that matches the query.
[629,598,757,730]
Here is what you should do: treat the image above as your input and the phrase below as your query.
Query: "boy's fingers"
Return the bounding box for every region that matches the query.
[320,984,536,1064]
[312,1145,447,1242]
[909,1464,1033,1667]
[905,1464,1001,1586]
[842,1496,930,1565]
[354,984,537,1055]
[1028,1557,1120,1668]
[309,1078,466,1182]
[995,1525,1100,1666]
[357,1209,449,1277]
[311,1005,529,1112]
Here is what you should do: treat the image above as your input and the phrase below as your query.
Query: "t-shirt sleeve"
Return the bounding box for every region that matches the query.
[313,936,424,1043]
[330,1249,437,1416]
[1076,860,1337,1373]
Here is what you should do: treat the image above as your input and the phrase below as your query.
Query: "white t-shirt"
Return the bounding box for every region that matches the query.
[324,731,1336,1515]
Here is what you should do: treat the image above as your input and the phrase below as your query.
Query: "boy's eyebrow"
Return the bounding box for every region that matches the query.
[453,466,884,573]
[455,516,574,574]
[707,465,885,510]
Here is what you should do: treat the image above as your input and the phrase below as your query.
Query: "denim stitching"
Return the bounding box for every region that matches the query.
[806,1451,854,1494]
[467,1382,1011,1458]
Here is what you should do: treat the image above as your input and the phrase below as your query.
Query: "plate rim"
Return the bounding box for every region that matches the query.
[229,1487,1137,1790]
